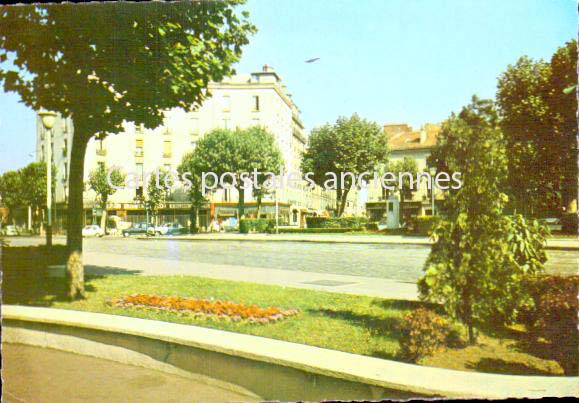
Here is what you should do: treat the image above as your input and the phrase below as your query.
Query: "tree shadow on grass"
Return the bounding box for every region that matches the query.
[308,308,404,337]
[466,357,560,376]
[2,265,141,307]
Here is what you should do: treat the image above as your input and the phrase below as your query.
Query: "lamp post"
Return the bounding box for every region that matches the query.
[429,166,436,216]
[38,110,57,246]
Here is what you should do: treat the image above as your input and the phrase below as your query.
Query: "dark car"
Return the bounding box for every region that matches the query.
[122,222,154,237]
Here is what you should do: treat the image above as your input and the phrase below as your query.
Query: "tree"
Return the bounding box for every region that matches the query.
[387,157,418,226]
[190,126,283,221]
[0,162,54,229]
[302,114,388,217]
[0,169,24,225]
[87,164,125,233]
[420,97,547,344]
[0,2,255,298]
[146,168,169,226]
[496,40,577,218]
[178,153,207,234]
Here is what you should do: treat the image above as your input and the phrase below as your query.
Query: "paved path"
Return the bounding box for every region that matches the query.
[84,250,419,300]
[3,343,254,402]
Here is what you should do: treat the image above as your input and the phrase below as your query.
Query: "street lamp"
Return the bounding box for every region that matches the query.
[429,166,436,216]
[38,109,57,246]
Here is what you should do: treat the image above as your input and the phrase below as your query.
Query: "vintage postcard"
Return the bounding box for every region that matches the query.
[0,0,577,401]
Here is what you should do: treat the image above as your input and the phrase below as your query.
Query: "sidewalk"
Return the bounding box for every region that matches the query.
[84,251,419,301]
[151,232,579,250]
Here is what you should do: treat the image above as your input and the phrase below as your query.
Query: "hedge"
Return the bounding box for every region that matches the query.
[305,216,368,229]
[277,227,363,234]
[239,219,275,234]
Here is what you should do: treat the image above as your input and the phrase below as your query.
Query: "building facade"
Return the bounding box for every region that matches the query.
[37,66,338,230]
[366,123,442,228]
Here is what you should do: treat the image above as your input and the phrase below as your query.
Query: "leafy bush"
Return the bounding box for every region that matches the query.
[306,216,368,229]
[277,227,362,234]
[420,214,547,343]
[398,308,460,362]
[520,275,579,375]
[412,216,436,236]
[239,219,275,234]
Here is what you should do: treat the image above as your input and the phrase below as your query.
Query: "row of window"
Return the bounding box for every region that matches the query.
[220,95,260,112]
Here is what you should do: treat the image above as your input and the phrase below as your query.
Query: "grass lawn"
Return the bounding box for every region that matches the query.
[5,274,564,376]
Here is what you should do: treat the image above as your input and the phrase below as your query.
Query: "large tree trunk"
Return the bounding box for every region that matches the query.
[337,188,350,217]
[255,193,262,218]
[189,204,198,234]
[237,186,245,220]
[100,200,107,235]
[66,131,90,300]
[336,188,343,216]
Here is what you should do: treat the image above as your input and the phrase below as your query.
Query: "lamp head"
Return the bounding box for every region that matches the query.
[38,109,57,130]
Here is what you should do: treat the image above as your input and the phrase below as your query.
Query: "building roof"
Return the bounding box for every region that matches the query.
[385,123,440,151]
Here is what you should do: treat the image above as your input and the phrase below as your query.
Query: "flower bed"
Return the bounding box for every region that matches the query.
[109,294,299,324]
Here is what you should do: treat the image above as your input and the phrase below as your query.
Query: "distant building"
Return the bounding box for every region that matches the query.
[37,65,338,230]
[366,123,442,227]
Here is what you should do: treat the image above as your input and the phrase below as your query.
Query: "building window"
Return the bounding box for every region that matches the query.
[97,161,105,170]
[62,119,68,133]
[63,138,68,157]
[163,127,171,136]
[163,164,171,172]
[222,118,230,129]
[135,138,144,157]
[63,162,68,181]
[163,140,172,158]
[252,118,260,126]
[136,186,143,199]
[222,95,231,112]
[136,124,144,134]
[190,141,197,149]
[252,95,260,112]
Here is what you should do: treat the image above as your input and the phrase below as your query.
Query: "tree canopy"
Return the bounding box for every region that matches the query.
[187,126,283,219]
[302,114,388,217]
[420,97,547,344]
[496,39,577,217]
[0,1,255,298]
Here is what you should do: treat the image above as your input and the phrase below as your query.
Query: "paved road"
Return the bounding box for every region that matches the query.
[7,236,577,282]
[3,343,255,402]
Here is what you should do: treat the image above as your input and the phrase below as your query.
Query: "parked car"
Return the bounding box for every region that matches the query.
[165,223,187,236]
[82,224,104,237]
[2,225,19,236]
[122,222,155,237]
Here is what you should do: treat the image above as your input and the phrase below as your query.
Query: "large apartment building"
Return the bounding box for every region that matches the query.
[37,65,338,230]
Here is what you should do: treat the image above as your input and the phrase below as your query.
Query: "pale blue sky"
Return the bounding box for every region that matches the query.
[0,0,575,173]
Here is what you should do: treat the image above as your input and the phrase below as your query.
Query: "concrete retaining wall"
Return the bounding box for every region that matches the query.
[2,305,577,400]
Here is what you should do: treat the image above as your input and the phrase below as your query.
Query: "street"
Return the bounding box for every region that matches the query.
[10,236,577,282]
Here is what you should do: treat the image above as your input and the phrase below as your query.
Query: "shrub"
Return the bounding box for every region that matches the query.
[306,216,368,229]
[239,218,275,234]
[413,216,436,236]
[520,275,579,375]
[398,308,459,362]
[277,227,362,234]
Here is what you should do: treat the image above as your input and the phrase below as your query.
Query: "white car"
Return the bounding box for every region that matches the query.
[82,225,104,237]
[154,223,172,235]
[2,225,19,236]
